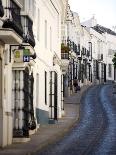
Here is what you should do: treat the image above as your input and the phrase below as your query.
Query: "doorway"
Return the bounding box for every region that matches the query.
[49,71,58,121]
[12,67,35,138]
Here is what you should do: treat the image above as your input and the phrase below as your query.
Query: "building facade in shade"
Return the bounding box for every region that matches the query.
[82,16,116,83]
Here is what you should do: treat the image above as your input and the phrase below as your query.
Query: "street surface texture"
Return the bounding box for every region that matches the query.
[34,84,116,155]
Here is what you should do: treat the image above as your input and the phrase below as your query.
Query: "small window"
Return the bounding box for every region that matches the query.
[45,20,47,48]
[37,8,40,41]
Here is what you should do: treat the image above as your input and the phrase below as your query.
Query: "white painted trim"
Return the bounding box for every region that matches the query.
[13,0,23,8]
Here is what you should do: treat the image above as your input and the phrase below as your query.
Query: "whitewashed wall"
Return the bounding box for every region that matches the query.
[33,0,66,123]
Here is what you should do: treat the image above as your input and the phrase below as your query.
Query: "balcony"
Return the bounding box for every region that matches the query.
[0,0,4,17]
[61,43,70,73]
[61,43,70,54]
[61,52,69,59]
[22,16,35,47]
[2,0,23,38]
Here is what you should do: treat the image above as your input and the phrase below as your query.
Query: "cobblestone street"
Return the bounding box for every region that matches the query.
[34,84,116,155]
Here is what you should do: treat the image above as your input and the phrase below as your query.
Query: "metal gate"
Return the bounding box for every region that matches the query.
[104,64,106,82]
[49,71,58,120]
[12,67,36,138]
[101,63,104,83]
[61,74,64,111]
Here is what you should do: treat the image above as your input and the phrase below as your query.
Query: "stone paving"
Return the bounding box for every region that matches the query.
[0,85,90,155]
[33,84,116,155]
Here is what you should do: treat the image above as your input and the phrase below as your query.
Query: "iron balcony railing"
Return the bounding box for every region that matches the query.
[62,37,78,54]
[3,0,23,37]
[61,52,69,60]
[61,39,70,60]
[22,16,35,47]
[0,0,4,17]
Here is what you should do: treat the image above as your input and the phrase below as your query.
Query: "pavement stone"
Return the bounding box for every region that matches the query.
[0,85,90,155]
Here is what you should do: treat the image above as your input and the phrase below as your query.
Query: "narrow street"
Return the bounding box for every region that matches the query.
[34,84,116,155]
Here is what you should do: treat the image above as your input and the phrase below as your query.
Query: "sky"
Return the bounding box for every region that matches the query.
[68,0,116,30]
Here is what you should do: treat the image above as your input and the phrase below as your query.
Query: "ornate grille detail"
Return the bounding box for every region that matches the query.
[49,71,58,120]
[12,67,36,138]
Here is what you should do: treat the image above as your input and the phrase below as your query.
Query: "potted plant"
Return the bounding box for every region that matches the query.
[61,43,70,53]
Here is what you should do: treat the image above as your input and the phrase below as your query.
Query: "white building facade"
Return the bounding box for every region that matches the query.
[0,0,36,146]
[82,17,116,83]
[33,0,68,124]
[0,0,68,147]
[0,0,116,148]
[61,5,92,98]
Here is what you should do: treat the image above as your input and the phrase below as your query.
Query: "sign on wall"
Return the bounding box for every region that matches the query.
[14,49,30,62]
[23,49,30,62]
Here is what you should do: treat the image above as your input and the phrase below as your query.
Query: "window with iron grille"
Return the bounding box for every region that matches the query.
[45,71,47,104]
[12,68,35,138]
[108,64,112,77]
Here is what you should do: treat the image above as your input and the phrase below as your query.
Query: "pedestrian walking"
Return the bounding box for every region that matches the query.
[73,78,80,92]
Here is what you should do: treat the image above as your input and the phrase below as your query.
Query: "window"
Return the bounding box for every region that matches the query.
[108,64,112,77]
[45,71,47,104]
[50,26,52,51]
[45,20,47,48]
[28,0,34,17]
[33,2,36,21]
[57,14,59,38]
[37,8,40,41]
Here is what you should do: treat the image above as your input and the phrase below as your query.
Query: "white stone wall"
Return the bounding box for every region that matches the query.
[33,0,65,120]
[105,34,116,81]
